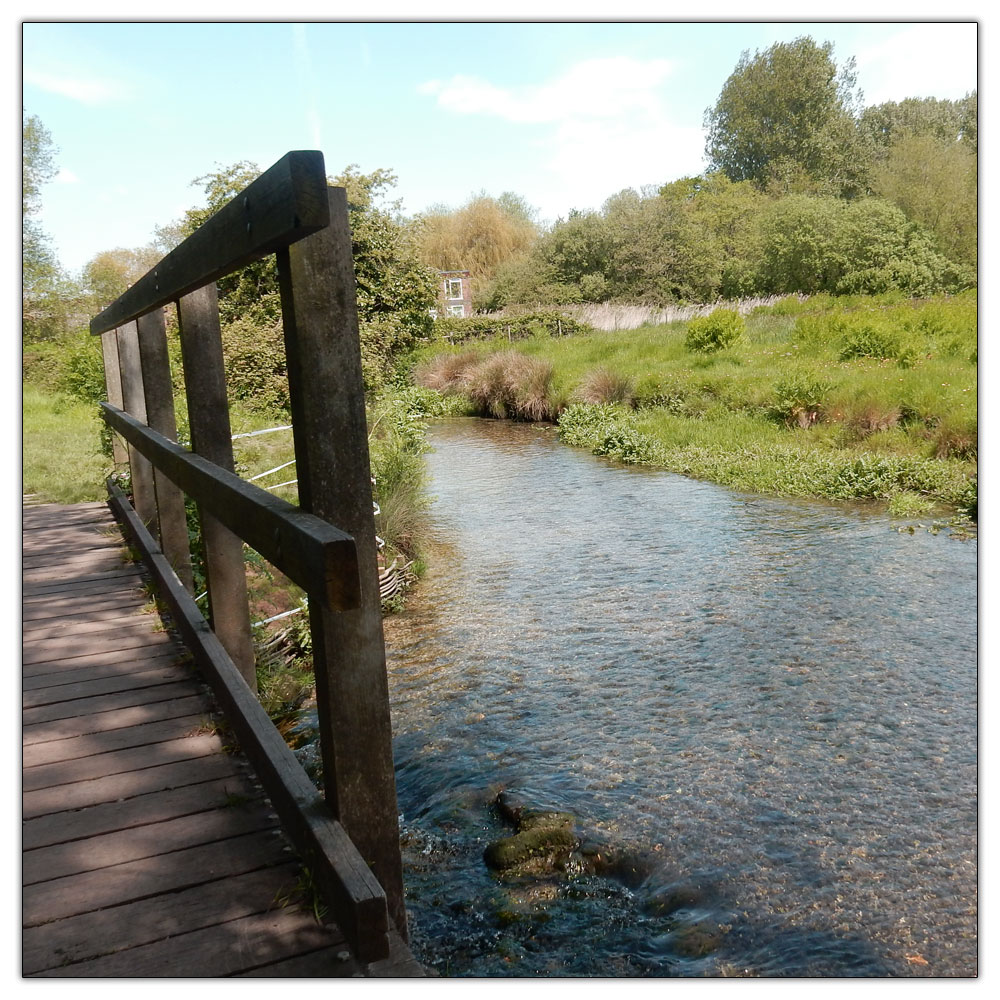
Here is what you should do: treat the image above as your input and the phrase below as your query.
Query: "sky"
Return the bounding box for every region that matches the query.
[20,10,980,278]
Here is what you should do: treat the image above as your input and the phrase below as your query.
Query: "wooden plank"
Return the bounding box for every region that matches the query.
[35,901,349,978]
[177,282,256,687]
[22,862,302,974]
[23,753,248,818]
[137,306,194,591]
[23,647,181,685]
[23,828,293,927]
[22,774,263,850]
[22,567,146,598]
[107,482,392,963]
[23,801,279,885]
[238,944,359,977]
[23,684,204,732]
[23,732,224,792]
[23,600,148,626]
[23,611,155,640]
[278,187,407,938]
[22,620,169,664]
[101,409,360,612]
[23,712,208,767]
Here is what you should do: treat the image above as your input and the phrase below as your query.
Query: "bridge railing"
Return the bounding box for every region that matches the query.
[91,151,406,962]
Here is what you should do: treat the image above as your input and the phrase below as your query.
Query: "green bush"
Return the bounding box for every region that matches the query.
[685,309,745,353]
[221,316,290,412]
[433,309,590,345]
[771,375,833,427]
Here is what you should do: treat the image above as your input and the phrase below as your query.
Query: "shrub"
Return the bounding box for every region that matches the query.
[432,309,590,345]
[685,308,745,353]
[221,316,290,412]
[771,375,832,427]
[838,322,902,361]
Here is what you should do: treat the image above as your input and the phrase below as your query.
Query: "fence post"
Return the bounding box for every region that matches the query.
[115,321,159,537]
[276,186,407,939]
[100,330,129,467]
[176,284,257,690]
[136,308,194,593]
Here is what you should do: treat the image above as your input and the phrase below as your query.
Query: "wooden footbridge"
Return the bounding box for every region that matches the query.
[22,153,425,977]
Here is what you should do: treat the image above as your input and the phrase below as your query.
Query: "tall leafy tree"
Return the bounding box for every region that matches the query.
[22,112,72,340]
[704,37,870,198]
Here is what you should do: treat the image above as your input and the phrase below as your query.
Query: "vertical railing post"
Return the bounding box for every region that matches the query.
[276,186,407,938]
[116,321,159,537]
[100,329,129,467]
[136,308,194,593]
[176,284,257,691]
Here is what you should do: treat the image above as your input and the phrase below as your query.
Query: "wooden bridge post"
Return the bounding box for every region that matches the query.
[176,284,257,691]
[115,321,159,538]
[136,308,194,593]
[276,186,407,938]
[100,330,129,467]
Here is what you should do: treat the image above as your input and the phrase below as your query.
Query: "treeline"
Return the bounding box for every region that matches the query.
[24,35,977,388]
[418,38,976,310]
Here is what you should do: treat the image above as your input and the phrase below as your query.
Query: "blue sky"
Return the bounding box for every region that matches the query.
[21,12,979,277]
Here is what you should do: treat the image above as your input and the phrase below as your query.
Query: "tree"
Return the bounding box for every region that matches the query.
[23,112,74,341]
[704,37,870,198]
[870,133,977,270]
[859,93,978,153]
[81,245,161,312]
[415,192,538,304]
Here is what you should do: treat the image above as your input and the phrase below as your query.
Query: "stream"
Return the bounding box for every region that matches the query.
[297,417,978,976]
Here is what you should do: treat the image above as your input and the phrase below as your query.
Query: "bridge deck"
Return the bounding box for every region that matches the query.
[22,500,422,977]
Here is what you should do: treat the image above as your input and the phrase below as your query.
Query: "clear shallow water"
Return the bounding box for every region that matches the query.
[297,418,978,976]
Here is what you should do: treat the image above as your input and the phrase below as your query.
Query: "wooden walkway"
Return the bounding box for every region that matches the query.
[22,500,423,977]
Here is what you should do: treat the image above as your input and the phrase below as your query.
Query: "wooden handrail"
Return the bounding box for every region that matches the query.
[100,402,360,612]
[94,151,409,964]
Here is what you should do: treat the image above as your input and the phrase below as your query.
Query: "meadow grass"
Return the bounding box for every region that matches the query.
[22,385,110,503]
[412,292,977,516]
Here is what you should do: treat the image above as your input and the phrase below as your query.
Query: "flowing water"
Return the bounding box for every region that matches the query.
[296,418,978,977]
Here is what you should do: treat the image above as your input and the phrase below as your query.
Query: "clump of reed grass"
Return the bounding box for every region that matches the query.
[416,349,557,421]
[575,366,635,406]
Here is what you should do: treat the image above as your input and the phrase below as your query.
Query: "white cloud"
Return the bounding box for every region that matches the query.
[420,56,703,215]
[854,23,978,106]
[24,69,121,104]
[54,168,78,184]
[421,57,674,125]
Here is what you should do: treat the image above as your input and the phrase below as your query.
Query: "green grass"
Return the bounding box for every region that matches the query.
[412,292,977,517]
[23,385,110,503]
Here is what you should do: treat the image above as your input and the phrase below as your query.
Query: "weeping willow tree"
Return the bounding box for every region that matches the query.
[415,192,539,306]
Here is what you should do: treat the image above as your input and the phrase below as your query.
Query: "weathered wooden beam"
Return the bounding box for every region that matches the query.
[277,186,407,939]
[90,151,330,336]
[115,322,158,537]
[177,284,256,688]
[99,403,360,612]
[105,478,391,963]
[100,330,128,466]
[136,308,194,593]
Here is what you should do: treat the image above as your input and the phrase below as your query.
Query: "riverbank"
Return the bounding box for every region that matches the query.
[411,292,977,523]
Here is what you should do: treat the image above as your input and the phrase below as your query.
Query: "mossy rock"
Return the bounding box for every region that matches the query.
[484,825,578,872]
[669,921,724,958]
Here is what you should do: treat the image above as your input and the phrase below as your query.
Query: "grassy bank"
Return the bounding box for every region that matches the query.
[23,385,109,503]
[412,292,977,519]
